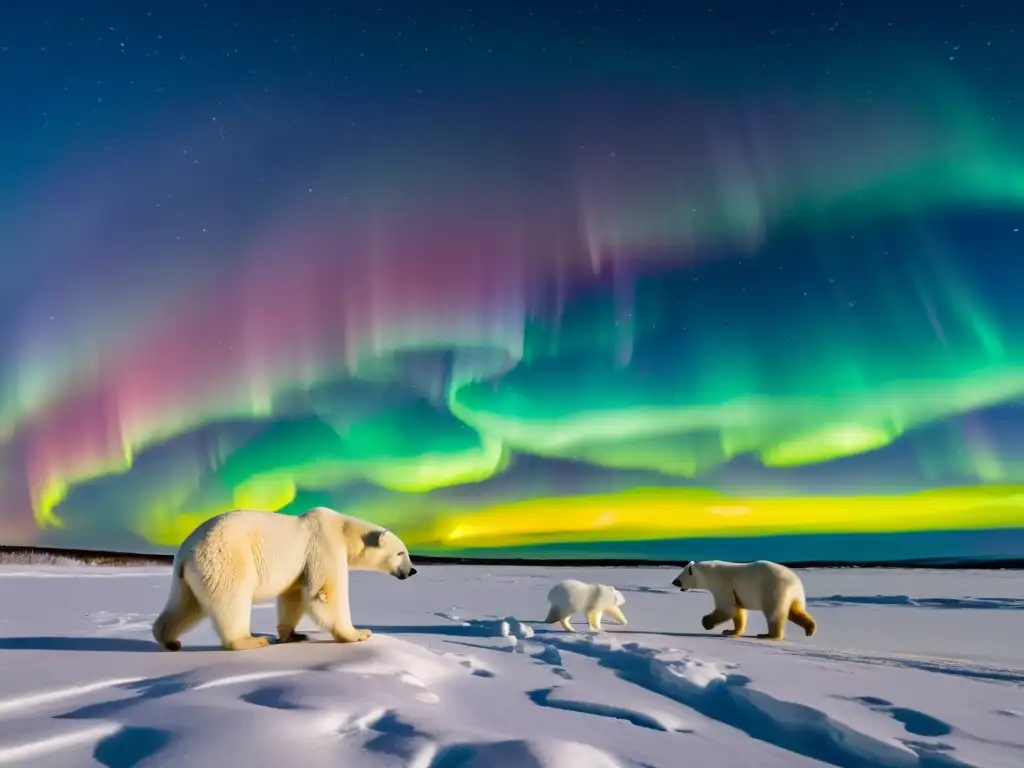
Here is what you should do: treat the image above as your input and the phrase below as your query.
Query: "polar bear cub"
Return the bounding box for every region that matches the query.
[544,579,627,632]
[672,559,816,641]
[152,506,417,652]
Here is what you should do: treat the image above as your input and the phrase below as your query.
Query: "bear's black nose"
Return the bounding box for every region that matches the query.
[409,567,418,576]
[671,578,681,587]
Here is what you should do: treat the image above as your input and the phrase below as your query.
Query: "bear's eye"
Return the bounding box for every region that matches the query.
[397,551,406,557]
[687,565,692,575]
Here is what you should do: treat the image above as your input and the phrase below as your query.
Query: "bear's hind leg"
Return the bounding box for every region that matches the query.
[152,566,204,651]
[210,593,269,651]
[756,611,786,641]
[276,584,309,643]
[723,607,747,637]
[558,616,576,632]
[788,601,817,637]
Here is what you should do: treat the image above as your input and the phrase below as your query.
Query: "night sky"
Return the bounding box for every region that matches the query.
[1,1,1023,561]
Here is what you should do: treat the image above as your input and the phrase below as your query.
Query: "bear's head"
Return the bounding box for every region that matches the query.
[611,587,626,607]
[356,528,418,580]
[671,561,702,592]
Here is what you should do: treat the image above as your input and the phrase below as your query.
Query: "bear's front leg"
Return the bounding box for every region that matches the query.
[305,583,373,644]
[722,607,747,637]
[701,608,732,631]
[605,605,628,626]
[334,626,373,643]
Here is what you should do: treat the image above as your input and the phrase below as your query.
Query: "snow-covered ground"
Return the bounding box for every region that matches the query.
[0,564,1021,768]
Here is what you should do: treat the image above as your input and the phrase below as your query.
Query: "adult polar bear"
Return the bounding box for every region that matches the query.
[672,560,817,641]
[152,507,417,651]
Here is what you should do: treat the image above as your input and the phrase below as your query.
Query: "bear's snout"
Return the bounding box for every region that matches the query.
[671,577,682,588]
[395,567,418,580]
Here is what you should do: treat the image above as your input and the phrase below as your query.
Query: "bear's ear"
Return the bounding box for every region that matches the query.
[363,528,390,548]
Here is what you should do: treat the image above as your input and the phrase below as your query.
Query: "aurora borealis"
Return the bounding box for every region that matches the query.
[1,2,1023,561]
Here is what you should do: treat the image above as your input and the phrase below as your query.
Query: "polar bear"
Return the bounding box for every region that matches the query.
[544,579,628,632]
[152,506,417,651]
[672,560,816,641]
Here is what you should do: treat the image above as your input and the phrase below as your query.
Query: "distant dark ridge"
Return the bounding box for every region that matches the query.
[401,556,1024,569]
[0,546,168,567]
[1,545,1021,569]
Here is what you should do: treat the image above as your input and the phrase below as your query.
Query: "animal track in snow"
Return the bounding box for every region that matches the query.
[435,651,496,679]
[541,634,979,768]
[849,695,953,737]
[531,643,573,680]
[86,611,154,634]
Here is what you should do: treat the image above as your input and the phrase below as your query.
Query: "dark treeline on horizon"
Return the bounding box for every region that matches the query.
[1,545,1021,570]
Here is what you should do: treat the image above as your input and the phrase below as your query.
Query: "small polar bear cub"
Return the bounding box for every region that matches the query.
[544,579,628,632]
[152,506,417,652]
[672,559,817,641]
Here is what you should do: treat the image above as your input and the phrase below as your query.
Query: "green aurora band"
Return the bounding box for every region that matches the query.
[0,48,1023,562]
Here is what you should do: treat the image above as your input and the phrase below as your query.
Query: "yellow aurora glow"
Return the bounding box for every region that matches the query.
[396,486,1024,551]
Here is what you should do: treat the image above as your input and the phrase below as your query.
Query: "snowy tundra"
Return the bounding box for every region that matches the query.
[0,564,1021,768]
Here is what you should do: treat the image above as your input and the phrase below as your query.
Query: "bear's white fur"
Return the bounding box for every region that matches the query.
[152,506,416,651]
[544,579,627,632]
[672,559,817,641]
